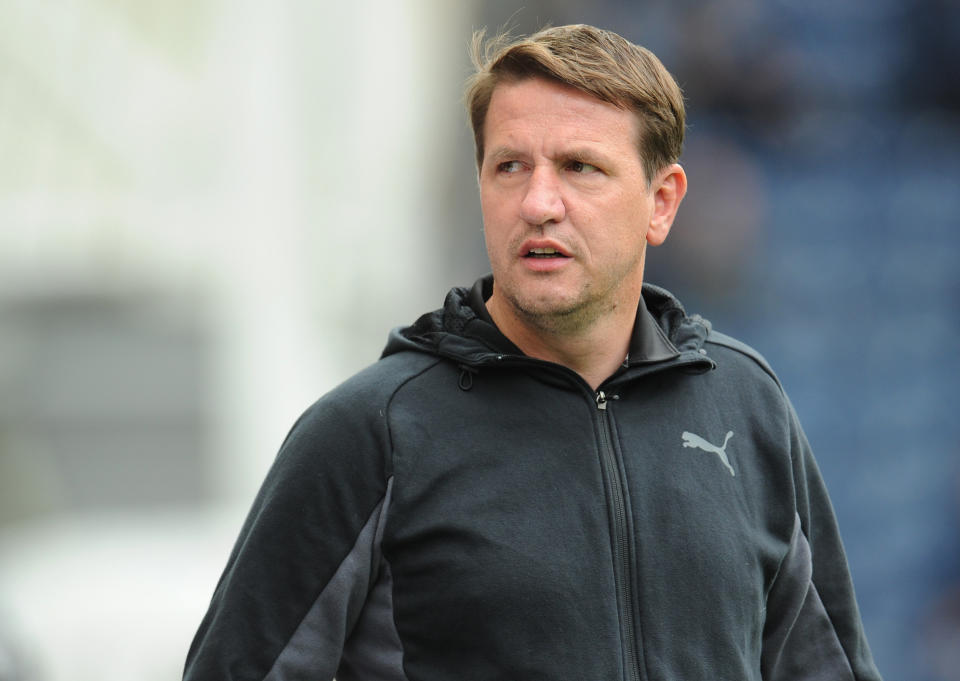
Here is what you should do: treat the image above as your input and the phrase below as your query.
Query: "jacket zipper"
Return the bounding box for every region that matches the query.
[596,390,643,681]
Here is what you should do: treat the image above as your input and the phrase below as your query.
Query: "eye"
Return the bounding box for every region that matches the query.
[497,160,524,174]
[568,160,600,174]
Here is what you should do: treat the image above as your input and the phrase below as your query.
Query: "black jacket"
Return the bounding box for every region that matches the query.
[185,276,882,681]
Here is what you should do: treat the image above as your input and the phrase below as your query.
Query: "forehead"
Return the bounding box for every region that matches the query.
[484,77,639,155]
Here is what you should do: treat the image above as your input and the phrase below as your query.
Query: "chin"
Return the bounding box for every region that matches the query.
[511,292,598,328]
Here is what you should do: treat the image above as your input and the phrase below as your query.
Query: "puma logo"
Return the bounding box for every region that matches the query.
[682,431,735,477]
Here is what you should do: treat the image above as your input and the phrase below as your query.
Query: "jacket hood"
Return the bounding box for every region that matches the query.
[382,276,714,374]
[382,278,506,366]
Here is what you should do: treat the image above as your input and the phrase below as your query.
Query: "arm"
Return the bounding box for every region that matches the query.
[761,400,882,681]
[183,394,391,681]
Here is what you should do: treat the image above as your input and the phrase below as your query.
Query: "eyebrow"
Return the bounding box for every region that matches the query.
[486,146,523,163]
[486,145,612,166]
[563,148,610,166]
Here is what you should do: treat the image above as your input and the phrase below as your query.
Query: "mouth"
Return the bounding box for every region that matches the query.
[524,247,570,259]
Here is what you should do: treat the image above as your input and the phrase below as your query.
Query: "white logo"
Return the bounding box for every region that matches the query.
[682,431,735,477]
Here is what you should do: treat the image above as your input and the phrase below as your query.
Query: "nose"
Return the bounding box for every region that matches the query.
[520,167,566,226]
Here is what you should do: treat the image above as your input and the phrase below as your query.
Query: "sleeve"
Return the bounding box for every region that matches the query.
[760,399,883,681]
[182,392,392,681]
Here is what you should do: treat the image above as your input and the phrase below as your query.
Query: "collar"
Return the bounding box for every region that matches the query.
[467,275,680,365]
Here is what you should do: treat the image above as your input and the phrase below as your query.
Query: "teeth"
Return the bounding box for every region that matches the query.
[529,247,558,255]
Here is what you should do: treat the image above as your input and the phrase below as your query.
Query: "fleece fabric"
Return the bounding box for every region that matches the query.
[184,276,882,681]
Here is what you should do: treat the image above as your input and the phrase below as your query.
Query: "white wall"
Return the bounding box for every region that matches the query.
[0,1,472,678]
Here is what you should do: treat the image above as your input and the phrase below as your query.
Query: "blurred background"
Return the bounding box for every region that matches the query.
[0,1,957,679]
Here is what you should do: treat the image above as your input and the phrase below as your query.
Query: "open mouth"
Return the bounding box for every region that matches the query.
[525,247,570,259]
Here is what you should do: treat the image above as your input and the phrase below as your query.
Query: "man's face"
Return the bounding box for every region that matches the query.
[479,77,679,335]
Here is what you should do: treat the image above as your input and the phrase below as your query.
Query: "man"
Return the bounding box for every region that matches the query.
[184,24,882,680]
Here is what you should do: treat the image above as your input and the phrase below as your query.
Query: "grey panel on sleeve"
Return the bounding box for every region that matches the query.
[336,559,407,681]
[263,477,395,681]
[762,513,854,681]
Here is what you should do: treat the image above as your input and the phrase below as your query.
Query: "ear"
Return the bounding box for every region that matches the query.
[646,163,687,247]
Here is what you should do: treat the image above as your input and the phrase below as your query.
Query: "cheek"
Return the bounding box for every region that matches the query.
[480,196,514,239]
[480,189,506,230]
[610,196,653,239]
[481,212,512,262]
[585,212,649,259]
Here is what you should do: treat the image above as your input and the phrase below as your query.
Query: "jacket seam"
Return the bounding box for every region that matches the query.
[382,357,445,477]
[763,511,800,607]
[802,526,857,680]
[261,489,391,681]
[383,553,410,681]
[704,331,783,391]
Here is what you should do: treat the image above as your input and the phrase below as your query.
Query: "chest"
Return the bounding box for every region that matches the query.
[381,373,795,630]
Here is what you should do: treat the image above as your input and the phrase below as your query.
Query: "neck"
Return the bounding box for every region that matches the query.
[486,292,636,391]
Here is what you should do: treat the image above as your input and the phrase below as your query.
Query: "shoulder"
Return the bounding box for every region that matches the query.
[330,351,443,403]
[274,351,442,475]
[694,328,796,431]
[290,351,442,436]
[703,330,784,392]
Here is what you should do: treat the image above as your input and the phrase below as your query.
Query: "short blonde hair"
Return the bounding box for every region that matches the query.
[465,24,686,183]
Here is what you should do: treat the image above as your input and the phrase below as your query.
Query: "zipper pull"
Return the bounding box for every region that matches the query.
[596,390,618,410]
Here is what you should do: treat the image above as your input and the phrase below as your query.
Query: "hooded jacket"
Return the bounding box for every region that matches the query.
[184,276,882,681]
